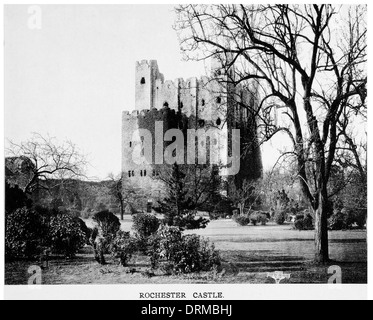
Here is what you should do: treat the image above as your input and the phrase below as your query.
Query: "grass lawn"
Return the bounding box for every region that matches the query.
[5,218,367,284]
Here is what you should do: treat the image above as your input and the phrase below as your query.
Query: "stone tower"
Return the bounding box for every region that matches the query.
[122,59,263,211]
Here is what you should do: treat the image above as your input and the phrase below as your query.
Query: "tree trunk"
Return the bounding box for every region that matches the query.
[120,201,124,221]
[314,190,329,263]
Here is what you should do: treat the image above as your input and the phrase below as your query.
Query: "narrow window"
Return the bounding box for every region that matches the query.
[216,97,222,104]
[132,170,135,176]
[140,77,145,84]
[144,170,147,177]
[140,170,143,177]
[128,171,131,177]
[216,117,221,126]
[180,102,183,109]
[129,141,132,148]
[201,99,205,106]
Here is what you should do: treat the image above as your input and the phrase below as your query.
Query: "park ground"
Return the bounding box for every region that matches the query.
[5,217,367,284]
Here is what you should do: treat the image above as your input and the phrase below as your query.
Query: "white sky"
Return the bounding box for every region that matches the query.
[4,4,282,180]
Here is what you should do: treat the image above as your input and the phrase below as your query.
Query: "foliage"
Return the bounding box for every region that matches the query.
[174,4,367,263]
[5,207,46,259]
[92,210,121,239]
[132,213,160,238]
[154,164,209,230]
[233,215,251,226]
[294,214,314,231]
[150,226,221,273]
[328,212,349,231]
[110,231,138,266]
[48,212,87,257]
[274,211,286,225]
[5,183,32,213]
[250,212,268,226]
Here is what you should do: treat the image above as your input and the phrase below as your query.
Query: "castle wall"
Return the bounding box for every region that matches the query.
[124,59,263,209]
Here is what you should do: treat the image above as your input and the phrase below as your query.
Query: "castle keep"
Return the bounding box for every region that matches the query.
[122,59,263,206]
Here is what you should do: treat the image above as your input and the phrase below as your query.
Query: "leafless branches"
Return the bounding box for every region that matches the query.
[6,133,88,195]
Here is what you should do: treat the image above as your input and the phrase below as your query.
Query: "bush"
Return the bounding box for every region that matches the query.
[5,207,47,259]
[328,212,350,230]
[294,213,314,231]
[92,210,121,239]
[5,183,32,213]
[110,231,138,266]
[48,212,87,257]
[250,212,267,226]
[274,211,286,225]
[150,226,221,273]
[303,214,314,230]
[233,215,251,226]
[132,213,160,238]
[176,234,221,273]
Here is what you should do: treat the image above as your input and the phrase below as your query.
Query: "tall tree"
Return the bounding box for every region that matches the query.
[154,163,211,230]
[175,4,367,262]
[6,133,88,200]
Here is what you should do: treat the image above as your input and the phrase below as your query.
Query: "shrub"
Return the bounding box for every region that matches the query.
[328,212,350,230]
[92,210,121,239]
[181,214,209,230]
[48,212,87,257]
[233,215,251,226]
[150,226,221,273]
[5,207,46,259]
[294,213,314,231]
[250,212,267,226]
[303,214,314,230]
[110,231,138,266]
[175,234,221,273]
[354,209,367,229]
[132,213,160,238]
[274,211,286,225]
[5,183,32,213]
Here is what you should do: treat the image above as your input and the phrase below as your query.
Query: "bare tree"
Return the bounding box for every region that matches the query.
[175,4,367,262]
[6,133,88,197]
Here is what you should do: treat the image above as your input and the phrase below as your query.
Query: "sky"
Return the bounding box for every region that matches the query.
[4,4,282,180]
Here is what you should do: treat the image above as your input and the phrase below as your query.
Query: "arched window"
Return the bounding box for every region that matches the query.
[140,77,145,84]
[163,102,169,108]
[216,117,221,126]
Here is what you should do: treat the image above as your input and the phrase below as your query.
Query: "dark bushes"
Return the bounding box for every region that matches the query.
[294,213,314,231]
[233,215,251,226]
[150,226,221,273]
[48,213,87,257]
[5,206,89,259]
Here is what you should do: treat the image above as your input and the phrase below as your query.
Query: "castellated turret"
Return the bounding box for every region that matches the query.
[122,59,263,211]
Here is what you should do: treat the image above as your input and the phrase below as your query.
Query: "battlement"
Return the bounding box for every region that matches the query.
[122,106,180,121]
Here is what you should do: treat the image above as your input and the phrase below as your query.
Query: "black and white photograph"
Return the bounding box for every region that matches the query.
[2,3,369,300]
